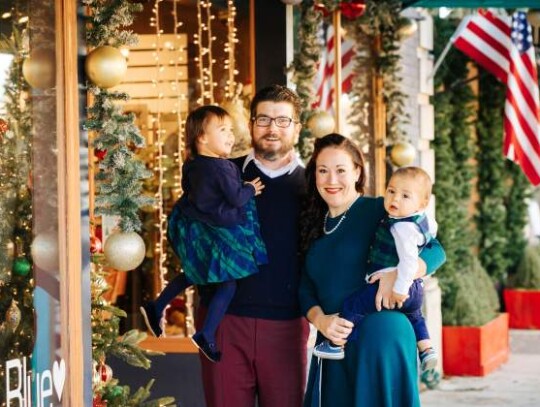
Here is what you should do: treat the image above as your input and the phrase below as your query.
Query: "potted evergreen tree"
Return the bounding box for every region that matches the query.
[441,256,509,376]
[433,16,509,378]
[504,244,540,329]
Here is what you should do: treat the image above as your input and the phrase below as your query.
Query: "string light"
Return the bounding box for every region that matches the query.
[152,0,168,296]
[224,0,238,99]
[171,0,194,336]
[172,0,185,199]
[196,0,215,105]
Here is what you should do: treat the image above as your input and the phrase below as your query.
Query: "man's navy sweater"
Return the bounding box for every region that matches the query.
[198,156,306,320]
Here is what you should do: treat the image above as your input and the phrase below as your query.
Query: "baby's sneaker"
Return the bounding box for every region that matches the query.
[313,340,345,360]
[419,347,438,372]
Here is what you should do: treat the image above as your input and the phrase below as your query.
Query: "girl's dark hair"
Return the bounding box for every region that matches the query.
[299,133,366,258]
[185,105,230,159]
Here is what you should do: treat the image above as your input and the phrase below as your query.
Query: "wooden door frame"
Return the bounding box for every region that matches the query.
[56,0,86,403]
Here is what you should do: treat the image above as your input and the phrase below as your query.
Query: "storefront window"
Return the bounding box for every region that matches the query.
[101,0,253,342]
[0,0,86,404]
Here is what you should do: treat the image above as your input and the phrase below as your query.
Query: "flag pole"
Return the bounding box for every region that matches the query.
[426,39,453,82]
[427,15,472,81]
[333,9,342,133]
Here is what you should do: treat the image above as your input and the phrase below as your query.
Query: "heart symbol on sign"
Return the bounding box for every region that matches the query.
[52,359,66,401]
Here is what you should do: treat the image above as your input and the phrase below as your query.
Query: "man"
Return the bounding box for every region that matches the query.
[197,85,310,407]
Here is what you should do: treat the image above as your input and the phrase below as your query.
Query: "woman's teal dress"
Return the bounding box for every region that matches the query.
[299,197,445,407]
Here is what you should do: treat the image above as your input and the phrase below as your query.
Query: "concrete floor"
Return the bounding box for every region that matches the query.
[421,330,540,407]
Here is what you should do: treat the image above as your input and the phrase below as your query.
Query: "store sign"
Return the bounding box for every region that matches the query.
[5,356,65,407]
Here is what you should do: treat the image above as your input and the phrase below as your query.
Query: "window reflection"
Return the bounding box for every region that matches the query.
[0,0,64,405]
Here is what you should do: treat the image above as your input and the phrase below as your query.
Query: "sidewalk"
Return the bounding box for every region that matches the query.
[421,330,540,407]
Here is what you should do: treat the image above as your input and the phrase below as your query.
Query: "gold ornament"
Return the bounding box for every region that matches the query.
[222,98,251,157]
[398,18,418,39]
[6,300,21,331]
[31,231,59,272]
[5,240,15,258]
[306,111,336,138]
[22,48,56,89]
[104,232,146,271]
[390,141,416,167]
[85,46,128,89]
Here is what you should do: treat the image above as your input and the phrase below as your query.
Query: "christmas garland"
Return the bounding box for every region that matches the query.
[290,0,409,159]
[84,1,174,405]
[475,73,510,284]
[432,16,498,326]
[476,71,530,285]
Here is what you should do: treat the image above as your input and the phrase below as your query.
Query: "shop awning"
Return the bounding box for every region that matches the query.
[403,0,538,7]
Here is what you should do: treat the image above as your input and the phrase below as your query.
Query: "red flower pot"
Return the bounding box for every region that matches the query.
[442,313,509,376]
[504,289,540,329]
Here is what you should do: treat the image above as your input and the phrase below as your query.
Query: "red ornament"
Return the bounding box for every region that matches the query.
[96,363,113,384]
[93,394,107,407]
[0,118,9,136]
[94,148,107,160]
[314,3,330,17]
[90,236,103,254]
[340,1,366,20]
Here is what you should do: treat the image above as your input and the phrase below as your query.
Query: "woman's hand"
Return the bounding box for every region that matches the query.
[369,271,398,311]
[307,306,354,346]
[391,291,409,308]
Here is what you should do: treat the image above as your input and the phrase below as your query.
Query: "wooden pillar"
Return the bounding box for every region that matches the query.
[372,34,386,197]
[57,0,85,402]
[333,10,342,133]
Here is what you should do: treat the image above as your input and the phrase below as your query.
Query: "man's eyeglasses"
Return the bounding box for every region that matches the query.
[252,116,297,128]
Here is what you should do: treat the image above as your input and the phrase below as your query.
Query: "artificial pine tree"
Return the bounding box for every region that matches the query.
[83,0,173,405]
[0,25,35,399]
[504,161,529,276]
[475,73,510,284]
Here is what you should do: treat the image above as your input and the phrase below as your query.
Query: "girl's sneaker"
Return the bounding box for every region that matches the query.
[191,332,221,363]
[313,340,345,360]
[140,302,164,337]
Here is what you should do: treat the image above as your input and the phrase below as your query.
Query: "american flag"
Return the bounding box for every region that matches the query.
[312,24,355,111]
[452,10,540,185]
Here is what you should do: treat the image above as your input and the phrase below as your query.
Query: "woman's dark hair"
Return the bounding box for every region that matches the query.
[299,133,366,258]
[185,105,230,159]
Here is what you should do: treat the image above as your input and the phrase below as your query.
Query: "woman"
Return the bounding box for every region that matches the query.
[299,134,445,407]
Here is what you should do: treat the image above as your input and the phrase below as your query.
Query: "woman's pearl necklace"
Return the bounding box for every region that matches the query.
[323,195,360,235]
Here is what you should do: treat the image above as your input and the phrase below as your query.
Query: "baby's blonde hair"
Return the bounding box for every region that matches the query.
[391,166,432,201]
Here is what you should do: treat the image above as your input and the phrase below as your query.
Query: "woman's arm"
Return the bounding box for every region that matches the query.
[419,238,446,276]
[299,269,354,345]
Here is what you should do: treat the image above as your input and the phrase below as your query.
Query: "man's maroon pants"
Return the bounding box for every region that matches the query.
[196,309,309,407]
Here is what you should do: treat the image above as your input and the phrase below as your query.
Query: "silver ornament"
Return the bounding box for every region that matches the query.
[31,231,59,272]
[104,232,146,271]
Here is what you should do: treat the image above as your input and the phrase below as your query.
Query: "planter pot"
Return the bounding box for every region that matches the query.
[504,289,540,329]
[442,313,509,376]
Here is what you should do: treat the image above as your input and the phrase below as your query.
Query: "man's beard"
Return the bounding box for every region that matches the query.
[252,134,293,161]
